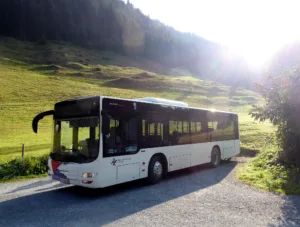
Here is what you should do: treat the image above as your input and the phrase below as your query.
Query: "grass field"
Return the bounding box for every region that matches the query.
[238,141,300,195]
[0,37,272,164]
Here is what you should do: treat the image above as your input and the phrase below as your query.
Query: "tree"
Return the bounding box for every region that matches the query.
[250,67,300,167]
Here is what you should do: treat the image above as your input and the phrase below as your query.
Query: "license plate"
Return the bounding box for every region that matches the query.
[59,178,70,184]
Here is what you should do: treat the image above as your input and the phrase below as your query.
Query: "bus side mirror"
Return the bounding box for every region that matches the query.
[101,111,110,135]
[32,110,54,133]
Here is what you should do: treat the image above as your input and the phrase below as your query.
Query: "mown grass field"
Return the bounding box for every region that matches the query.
[0,37,272,164]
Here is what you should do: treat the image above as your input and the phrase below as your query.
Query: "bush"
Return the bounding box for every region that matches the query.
[0,155,48,181]
[250,68,300,167]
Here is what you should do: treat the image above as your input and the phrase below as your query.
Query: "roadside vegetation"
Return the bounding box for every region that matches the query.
[238,69,300,195]
[0,155,48,182]
[238,139,300,195]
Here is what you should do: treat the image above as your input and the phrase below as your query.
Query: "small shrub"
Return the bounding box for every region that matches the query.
[0,155,48,181]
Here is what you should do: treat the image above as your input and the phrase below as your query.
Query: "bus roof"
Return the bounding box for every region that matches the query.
[99,96,238,115]
[56,95,237,115]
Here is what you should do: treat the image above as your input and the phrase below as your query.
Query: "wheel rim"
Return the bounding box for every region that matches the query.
[153,161,163,178]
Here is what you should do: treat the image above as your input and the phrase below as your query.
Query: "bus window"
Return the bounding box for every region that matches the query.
[169,121,180,145]
[141,119,164,148]
[103,115,138,157]
[178,121,190,145]
[191,121,207,143]
[142,120,146,136]
[183,121,189,133]
[210,121,223,141]
[196,122,201,132]
[148,122,155,135]
[222,120,235,140]
[191,122,196,133]
[234,116,239,139]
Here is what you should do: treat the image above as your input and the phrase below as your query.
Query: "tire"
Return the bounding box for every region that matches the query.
[210,146,221,168]
[147,156,164,184]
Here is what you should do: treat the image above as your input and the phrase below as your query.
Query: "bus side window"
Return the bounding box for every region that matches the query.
[234,116,239,139]
[222,119,235,140]
[191,121,207,143]
[103,116,138,157]
[169,121,179,145]
[104,118,120,156]
[122,117,138,153]
[178,121,190,145]
[141,119,164,148]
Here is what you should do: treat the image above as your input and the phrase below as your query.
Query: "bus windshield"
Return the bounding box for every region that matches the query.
[51,117,100,163]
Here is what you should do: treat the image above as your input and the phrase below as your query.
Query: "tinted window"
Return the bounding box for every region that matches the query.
[190,121,208,143]
[141,119,165,148]
[103,98,239,152]
[103,115,138,157]
[178,121,190,145]
[207,113,237,141]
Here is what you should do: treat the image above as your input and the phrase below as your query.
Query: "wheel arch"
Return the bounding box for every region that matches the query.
[151,153,168,173]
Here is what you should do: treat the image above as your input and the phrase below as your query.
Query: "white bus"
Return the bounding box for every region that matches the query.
[32,96,240,188]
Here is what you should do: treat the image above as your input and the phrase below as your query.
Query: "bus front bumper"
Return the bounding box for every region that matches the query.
[48,171,97,188]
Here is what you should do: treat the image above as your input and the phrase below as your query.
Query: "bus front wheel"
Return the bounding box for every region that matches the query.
[147,156,164,184]
[210,146,221,168]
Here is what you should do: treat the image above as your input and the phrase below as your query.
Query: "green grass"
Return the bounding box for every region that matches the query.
[238,142,300,195]
[0,36,268,166]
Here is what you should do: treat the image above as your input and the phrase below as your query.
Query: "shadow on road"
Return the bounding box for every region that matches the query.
[5,180,54,194]
[0,161,237,226]
[269,195,300,227]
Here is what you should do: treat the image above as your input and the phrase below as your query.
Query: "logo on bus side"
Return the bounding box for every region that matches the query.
[111,157,132,165]
[111,158,117,166]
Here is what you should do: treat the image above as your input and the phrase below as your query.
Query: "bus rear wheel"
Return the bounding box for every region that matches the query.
[147,156,164,184]
[210,147,221,168]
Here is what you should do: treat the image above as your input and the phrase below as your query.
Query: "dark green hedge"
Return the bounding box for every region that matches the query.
[0,155,48,181]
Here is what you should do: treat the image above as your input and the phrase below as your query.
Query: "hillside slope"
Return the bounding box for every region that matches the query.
[0,0,256,88]
[0,37,270,162]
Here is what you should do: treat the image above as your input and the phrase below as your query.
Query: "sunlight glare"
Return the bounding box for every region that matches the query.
[129,0,300,68]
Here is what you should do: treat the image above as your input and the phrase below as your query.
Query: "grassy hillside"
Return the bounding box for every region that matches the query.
[0,0,256,89]
[0,37,272,163]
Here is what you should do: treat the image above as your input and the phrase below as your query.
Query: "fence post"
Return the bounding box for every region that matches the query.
[22,144,25,158]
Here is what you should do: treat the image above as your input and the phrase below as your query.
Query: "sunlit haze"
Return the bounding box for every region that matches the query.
[128,0,300,68]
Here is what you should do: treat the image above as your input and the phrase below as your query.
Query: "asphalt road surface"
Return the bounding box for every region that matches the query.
[1,160,300,227]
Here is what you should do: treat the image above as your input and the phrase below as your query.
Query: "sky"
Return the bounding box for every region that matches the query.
[127,0,300,68]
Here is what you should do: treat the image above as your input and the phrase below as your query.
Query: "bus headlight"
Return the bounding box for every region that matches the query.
[82,172,95,178]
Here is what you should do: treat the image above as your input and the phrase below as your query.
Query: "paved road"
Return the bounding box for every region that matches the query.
[0,161,300,227]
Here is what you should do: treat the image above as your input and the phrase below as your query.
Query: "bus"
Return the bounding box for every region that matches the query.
[32,96,240,188]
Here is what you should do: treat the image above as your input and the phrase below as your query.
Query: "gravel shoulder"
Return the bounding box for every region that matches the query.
[0,159,300,227]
